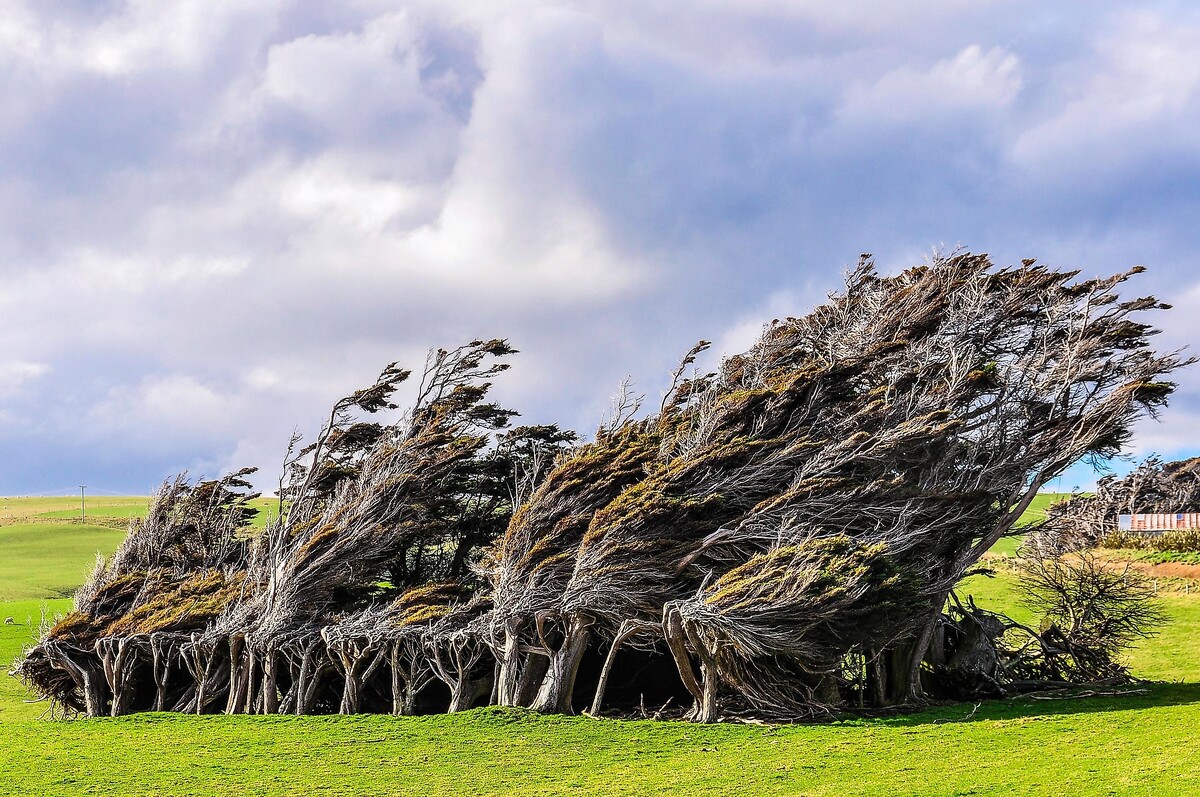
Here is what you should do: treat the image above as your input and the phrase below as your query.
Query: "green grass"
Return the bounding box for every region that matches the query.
[0,495,149,525]
[957,571,1200,682]
[1102,549,1200,565]
[1,493,1198,795]
[0,598,72,723]
[1,494,281,529]
[1018,492,1071,526]
[983,492,1072,560]
[0,693,1197,796]
[0,524,126,601]
[37,504,149,522]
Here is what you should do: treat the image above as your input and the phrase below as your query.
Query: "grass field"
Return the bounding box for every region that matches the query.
[0,495,149,525]
[1,492,1198,796]
[0,495,280,527]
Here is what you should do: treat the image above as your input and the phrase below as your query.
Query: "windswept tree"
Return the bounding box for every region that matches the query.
[503,253,1185,719]
[213,339,528,716]
[14,252,1185,723]
[16,471,259,716]
[1032,455,1200,553]
[485,418,662,708]
[19,340,571,717]
[667,256,1186,718]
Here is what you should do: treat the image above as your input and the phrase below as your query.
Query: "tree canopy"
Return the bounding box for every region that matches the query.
[15,253,1186,722]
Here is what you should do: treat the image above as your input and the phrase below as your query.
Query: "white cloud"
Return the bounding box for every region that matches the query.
[87,374,236,437]
[260,12,423,119]
[0,360,50,399]
[711,288,821,361]
[1,1,1199,492]
[1012,11,1200,179]
[277,155,440,234]
[839,45,1022,126]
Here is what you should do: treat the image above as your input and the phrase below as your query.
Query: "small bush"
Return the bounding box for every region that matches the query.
[1098,529,1200,552]
[1097,531,1142,549]
[1016,552,1166,682]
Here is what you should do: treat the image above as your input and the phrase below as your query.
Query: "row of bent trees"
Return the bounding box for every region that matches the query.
[14,253,1189,721]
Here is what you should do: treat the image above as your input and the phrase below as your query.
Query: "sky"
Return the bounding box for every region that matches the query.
[2,0,1200,495]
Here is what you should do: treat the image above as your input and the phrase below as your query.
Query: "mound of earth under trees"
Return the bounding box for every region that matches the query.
[13,252,1187,721]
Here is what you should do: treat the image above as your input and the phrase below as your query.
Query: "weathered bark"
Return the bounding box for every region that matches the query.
[946,611,1005,682]
[865,649,886,707]
[388,642,433,717]
[589,620,656,715]
[531,615,592,715]
[447,674,474,713]
[589,639,623,716]
[495,619,525,707]
[680,616,719,723]
[184,639,229,715]
[697,659,719,724]
[97,637,138,717]
[241,645,259,714]
[47,643,108,717]
[389,644,409,716]
[202,661,231,714]
[293,638,329,715]
[261,644,279,714]
[340,672,361,714]
[82,669,108,717]
[900,600,946,703]
[329,638,384,715]
[149,635,173,712]
[430,637,488,714]
[663,607,705,709]
[885,643,913,705]
[514,653,549,708]
[225,635,248,715]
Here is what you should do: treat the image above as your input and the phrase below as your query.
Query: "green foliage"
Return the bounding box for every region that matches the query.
[104,570,247,636]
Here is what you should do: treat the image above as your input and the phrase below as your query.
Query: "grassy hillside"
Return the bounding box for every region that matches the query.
[0,495,148,525]
[1,492,1197,796]
[0,525,127,602]
[0,494,280,529]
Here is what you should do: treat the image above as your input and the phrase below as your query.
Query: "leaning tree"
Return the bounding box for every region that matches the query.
[14,252,1185,723]
[498,253,1185,719]
[18,340,569,717]
[1031,455,1200,553]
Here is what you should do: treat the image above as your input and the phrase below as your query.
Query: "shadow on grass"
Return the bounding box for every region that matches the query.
[878,681,1200,727]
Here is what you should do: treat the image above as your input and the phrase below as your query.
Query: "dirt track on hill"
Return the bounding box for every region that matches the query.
[1091,554,1200,583]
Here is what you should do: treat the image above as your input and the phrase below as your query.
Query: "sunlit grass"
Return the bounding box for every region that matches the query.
[1,491,1197,795]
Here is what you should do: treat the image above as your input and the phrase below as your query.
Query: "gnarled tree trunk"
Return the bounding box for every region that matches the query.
[531,614,592,715]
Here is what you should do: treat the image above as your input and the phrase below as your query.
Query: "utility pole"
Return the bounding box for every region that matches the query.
[80,485,86,524]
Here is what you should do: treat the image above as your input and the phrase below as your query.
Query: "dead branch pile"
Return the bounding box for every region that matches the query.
[13,253,1186,721]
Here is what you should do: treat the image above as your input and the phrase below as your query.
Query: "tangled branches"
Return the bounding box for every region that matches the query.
[13,253,1185,722]
[1032,456,1200,553]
